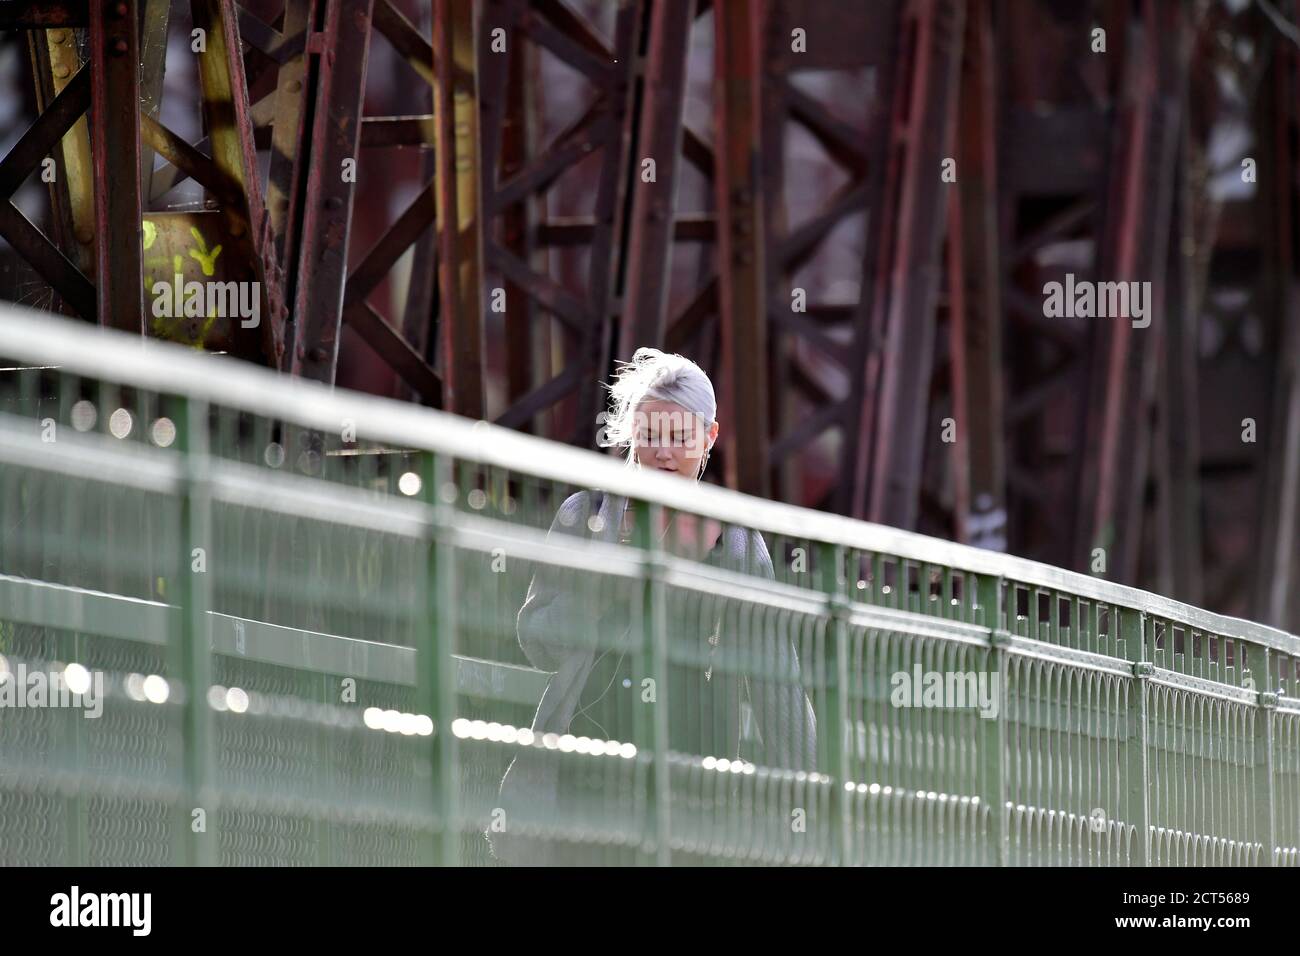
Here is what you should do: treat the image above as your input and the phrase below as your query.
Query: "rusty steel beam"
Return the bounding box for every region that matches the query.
[851,0,966,527]
[0,2,88,29]
[374,0,436,86]
[148,93,278,204]
[265,0,316,280]
[288,0,374,381]
[501,13,535,417]
[344,300,442,402]
[138,0,171,202]
[760,0,902,510]
[1154,8,1202,606]
[26,29,95,280]
[1254,31,1300,628]
[0,202,95,320]
[617,0,696,360]
[433,0,486,418]
[951,0,1008,548]
[472,0,641,443]
[1156,138,1202,605]
[0,67,89,199]
[950,0,1004,548]
[90,0,144,332]
[191,0,282,361]
[139,113,247,209]
[479,0,534,416]
[713,0,768,497]
[1072,0,1171,579]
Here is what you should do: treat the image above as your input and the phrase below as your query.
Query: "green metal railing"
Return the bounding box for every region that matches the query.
[0,306,1298,866]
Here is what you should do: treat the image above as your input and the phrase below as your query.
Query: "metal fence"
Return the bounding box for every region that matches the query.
[0,306,1298,866]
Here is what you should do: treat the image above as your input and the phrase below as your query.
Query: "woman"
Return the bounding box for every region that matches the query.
[489,348,818,865]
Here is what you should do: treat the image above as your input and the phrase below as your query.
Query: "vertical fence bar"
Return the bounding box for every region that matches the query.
[1253,647,1276,866]
[817,541,851,864]
[420,451,460,865]
[1125,609,1151,865]
[978,574,1007,865]
[176,396,215,866]
[634,500,671,865]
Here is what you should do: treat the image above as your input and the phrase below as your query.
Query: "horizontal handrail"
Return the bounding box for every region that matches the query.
[0,305,1292,654]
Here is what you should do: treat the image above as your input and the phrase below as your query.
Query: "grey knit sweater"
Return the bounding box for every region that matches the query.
[488,490,818,864]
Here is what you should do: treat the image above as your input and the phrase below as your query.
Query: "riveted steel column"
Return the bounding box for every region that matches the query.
[288,0,373,380]
[853,0,966,526]
[714,0,769,498]
[618,0,696,358]
[433,0,486,419]
[89,0,143,332]
[191,0,280,361]
[27,26,95,277]
[1124,610,1151,866]
[951,0,1004,549]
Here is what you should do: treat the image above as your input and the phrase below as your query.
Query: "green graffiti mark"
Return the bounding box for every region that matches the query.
[188,226,222,276]
[138,220,226,350]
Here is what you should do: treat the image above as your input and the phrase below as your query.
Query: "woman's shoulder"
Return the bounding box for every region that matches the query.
[552,489,606,531]
[711,524,773,575]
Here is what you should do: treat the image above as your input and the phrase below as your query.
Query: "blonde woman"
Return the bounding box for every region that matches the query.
[490,348,818,864]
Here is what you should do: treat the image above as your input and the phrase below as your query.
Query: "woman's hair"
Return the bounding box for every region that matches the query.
[602,347,716,470]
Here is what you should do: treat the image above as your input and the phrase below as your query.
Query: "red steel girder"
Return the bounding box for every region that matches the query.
[0,60,94,318]
[433,0,486,418]
[289,0,375,381]
[714,0,769,498]
[617,0,697,360]
[0,2,88,29]
[90,0,144,332]
[265,0,317,278]
[191,0,283,361]
[851,0,966,527]
[1072,0,1180,580]
[1253,27,1300,629]
[482,0,643,445]
[948,0,1005,548]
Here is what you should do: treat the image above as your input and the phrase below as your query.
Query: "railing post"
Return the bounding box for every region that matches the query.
[419,452,460,865]
[817,542,851,865]
[176,396,215,866]
[1124,610,1151,866]
[634,500,671,865]
[1253,647,1277,866]
[977,574,1008,865]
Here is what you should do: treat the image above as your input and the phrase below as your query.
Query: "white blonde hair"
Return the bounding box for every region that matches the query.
[602,347,716,471]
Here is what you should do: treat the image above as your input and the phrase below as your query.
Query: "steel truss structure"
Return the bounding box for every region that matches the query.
[1,0,1298,631]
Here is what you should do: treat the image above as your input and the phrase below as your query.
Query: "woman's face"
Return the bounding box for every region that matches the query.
[632,399,718,479]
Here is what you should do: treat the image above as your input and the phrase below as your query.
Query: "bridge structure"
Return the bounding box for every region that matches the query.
[1,307,1298,866]
[2,0,1300,638]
